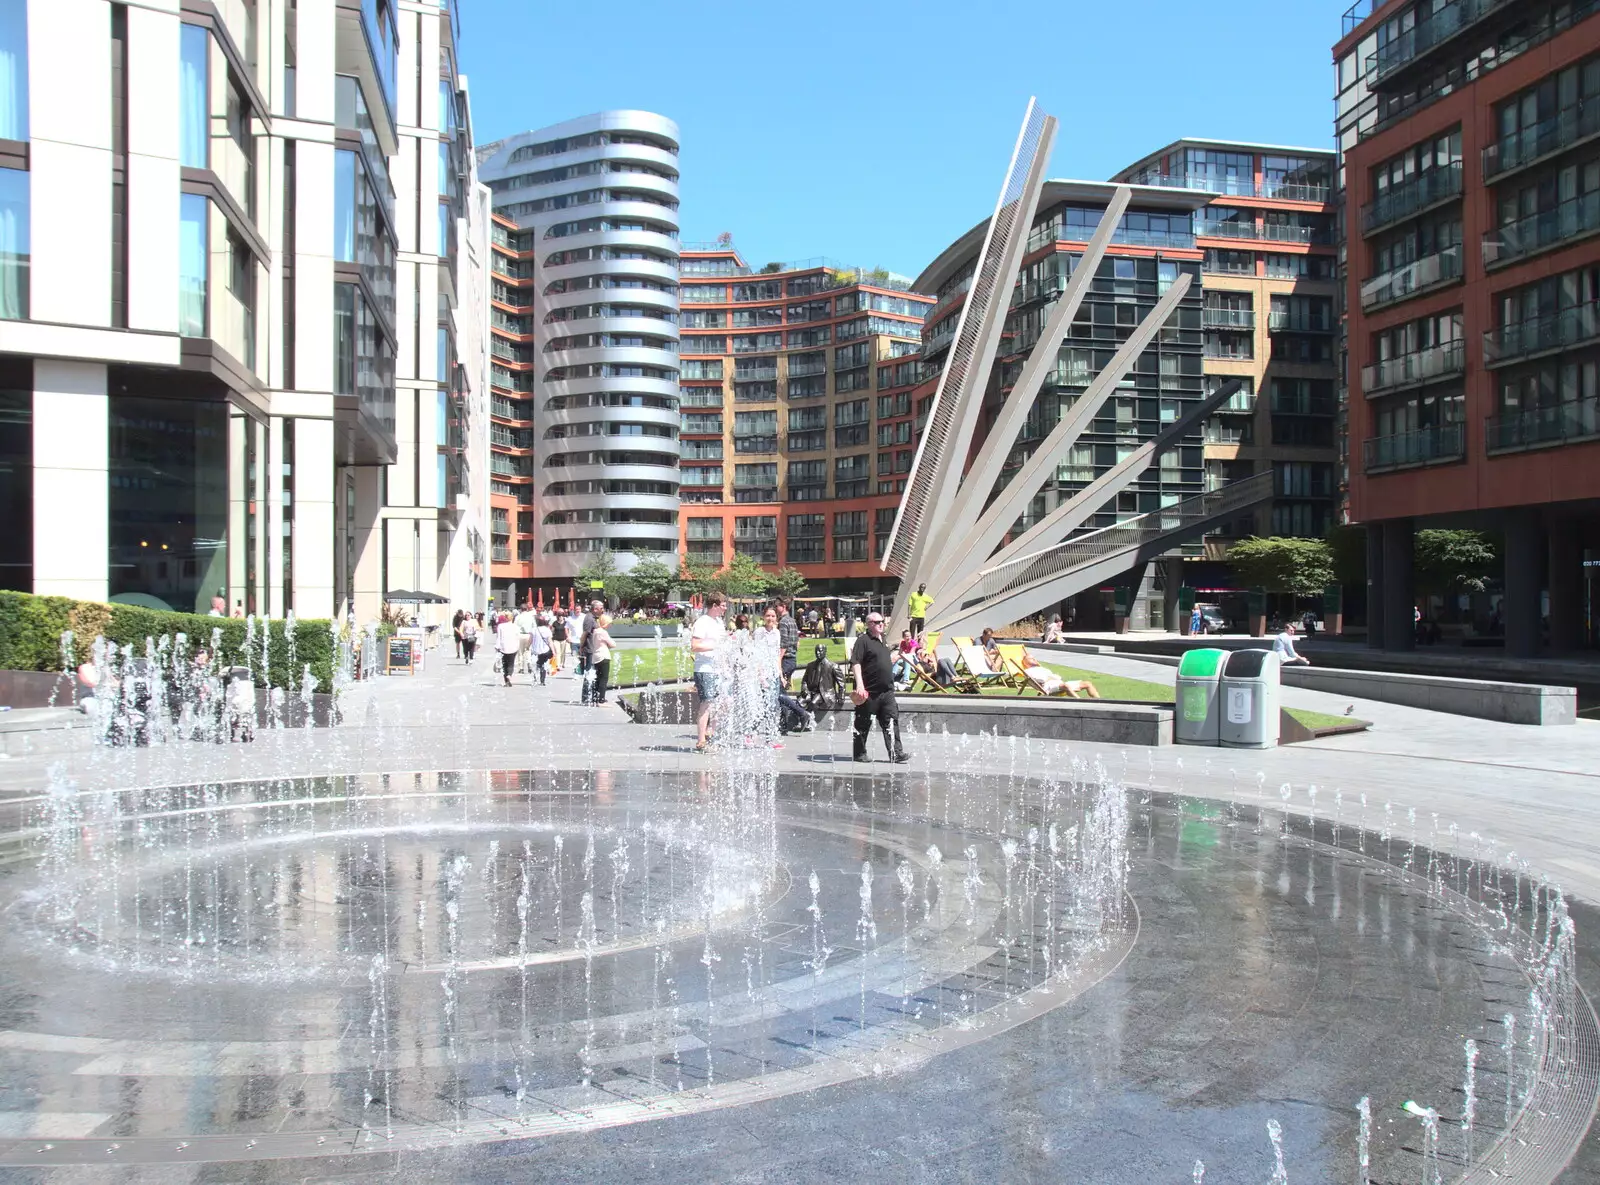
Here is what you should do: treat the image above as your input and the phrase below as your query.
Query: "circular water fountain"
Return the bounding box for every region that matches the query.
[4,755,1597,1180]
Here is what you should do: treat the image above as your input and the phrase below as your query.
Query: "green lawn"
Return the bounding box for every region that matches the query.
[612,647,1368,731]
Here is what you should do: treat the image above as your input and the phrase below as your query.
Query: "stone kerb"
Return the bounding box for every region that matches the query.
[895,694,1173,746]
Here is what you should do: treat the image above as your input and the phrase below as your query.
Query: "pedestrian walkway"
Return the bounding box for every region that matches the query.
[2,635,1598,905]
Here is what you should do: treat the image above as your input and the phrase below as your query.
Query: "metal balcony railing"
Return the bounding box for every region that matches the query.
[1484,302,1600,367]
[974,472,1273,602]
[1484,100,1600,180]
[1360,244,1463,310]
[1369,0,1518,83]
[1202,307,1255,329]
[1361,162,1464,235]
[1486,394,1600,453]
[1362,339,1466,395]
[1362,422,1466,472]
[1483,191,1600,268]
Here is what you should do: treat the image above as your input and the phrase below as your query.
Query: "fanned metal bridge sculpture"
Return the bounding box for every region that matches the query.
[880,100,1271,636]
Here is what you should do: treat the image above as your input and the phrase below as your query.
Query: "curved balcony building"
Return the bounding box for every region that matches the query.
[478,112,681,598]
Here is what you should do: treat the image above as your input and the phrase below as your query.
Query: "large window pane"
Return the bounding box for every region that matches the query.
[0,374,29,591]
[108,394,229,614]
[334,282,355,394]
[178,193,207,336]
[334,148,356,261]
[179,24,207,167]
[0,166,26,319]
[0,1,28,141]
[437,201,449,257]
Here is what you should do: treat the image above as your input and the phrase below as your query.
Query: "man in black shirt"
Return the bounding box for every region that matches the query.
[577,598,602,703]
[850,612,909,763]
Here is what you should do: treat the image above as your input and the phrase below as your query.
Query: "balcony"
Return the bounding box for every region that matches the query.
[1268,310,1335,333]
[1202,308,1256,330]
[1260,222,1327,245]
[1486,101,1600,181]
[1483,191,1600,268]
[1361,339,1467,395]
[1369,0,1519,85]
[1262,180,1333,204]
[1486,394,1600,453]
[1196,219,1259,240]
[1360,244,1462,310]
[1484,302,1600,367]
[1361,163,1464,236]
[1271,392,1338,416]
[1362,422,1466,473]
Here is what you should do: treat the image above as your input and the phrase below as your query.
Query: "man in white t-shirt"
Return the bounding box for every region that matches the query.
[494,613,523,686]
[690,592,728,752]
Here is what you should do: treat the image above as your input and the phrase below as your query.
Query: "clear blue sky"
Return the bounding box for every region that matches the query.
[459,0,1345,281]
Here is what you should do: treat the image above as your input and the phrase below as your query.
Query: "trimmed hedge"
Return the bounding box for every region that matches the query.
[0,591,338,694]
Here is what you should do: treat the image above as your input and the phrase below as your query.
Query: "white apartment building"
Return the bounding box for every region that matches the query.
[0,0,488,623]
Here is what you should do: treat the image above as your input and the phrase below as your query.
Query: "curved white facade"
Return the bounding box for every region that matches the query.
[478,112,681,579]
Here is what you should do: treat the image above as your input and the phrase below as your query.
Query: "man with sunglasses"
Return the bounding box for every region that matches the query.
[850,613,909,764]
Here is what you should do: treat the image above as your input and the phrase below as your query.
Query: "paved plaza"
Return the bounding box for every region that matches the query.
[0,639,1597,1182]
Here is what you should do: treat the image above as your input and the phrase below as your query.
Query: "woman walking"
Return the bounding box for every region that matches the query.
[460,612,479,664]
[451,609,465,658]
[531,613,554,686]
[588,613,614,705]
[550,610,570,673]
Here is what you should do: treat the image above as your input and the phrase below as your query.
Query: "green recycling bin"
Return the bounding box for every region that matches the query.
[1175,648,1227,746]
[1219,648,1282,749]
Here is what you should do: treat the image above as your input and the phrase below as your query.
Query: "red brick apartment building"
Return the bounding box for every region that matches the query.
[1336,0,1600,653]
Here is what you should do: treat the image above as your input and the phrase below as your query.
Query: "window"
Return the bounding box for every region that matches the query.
[438,202,450,256]
[833,511,867,562]
[179,24,207,167]
[178,193,207,336]
[786,513,824,563]
[733,515,777,562]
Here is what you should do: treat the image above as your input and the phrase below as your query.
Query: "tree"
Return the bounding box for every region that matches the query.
[1326,524,1367,588]
[1226,536,1335,598]
[573,548,625,606]
[766,566,809,601]
[677,556,719,600]
[1414,529,1497,598]
[624,551,676,606]
[720,553,770,600]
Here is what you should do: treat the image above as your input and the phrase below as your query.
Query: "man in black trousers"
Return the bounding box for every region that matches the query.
[850,612,909,764]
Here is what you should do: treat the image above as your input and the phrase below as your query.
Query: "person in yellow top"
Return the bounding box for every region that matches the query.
[906,583,933,636]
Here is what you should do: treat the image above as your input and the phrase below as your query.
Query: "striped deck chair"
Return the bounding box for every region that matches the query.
[952,639,1019,691]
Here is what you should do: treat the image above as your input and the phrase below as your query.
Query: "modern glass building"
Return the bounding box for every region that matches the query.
[673,246,931,591]
[1336,0,1600,654]
[477,112,681,604]
[0,0,490,622]
[912,180,1210,629]
[1114,140,1340,588]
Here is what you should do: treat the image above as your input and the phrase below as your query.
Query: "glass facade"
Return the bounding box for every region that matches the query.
[0,1,26,142]
[0,166,26,320]
[178,193,207,336]
[334,281,396,435]
[0,371,28,592]
[108,395,229,614]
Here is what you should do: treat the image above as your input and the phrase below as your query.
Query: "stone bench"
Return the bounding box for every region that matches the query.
[896,694,1172,745]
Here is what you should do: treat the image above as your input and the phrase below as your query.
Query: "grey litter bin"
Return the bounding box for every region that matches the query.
[1219,648,1282,749]
[1175,648,1227,746]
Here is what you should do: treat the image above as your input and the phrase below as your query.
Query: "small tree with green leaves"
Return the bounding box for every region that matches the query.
[720,553,771,601]
[766,566,808,602]
[574,548,625,606]
[1227,536,1336,598]
[1414,529,1498,598]
[624,551,676,606]
[677,556,719,600]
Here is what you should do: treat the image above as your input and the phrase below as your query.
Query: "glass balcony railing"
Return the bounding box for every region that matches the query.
[1260,222,1329,244]
[1483,191,1600,267]
[1361,162,1464,235]
[1261,180,1332,203]
[1369,0,1517,83]
[1202,308,1255,329]
[1486,395,1600,453]
[1362,422,1465,473]
[1484,302,1600,366]
[1196,220,1258,239]
[1271,392,1338,416]
[1485,101,1600,179]
[1360,244,1462,310]
[1268,310,1335,333]
[1362,340,1466,395]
